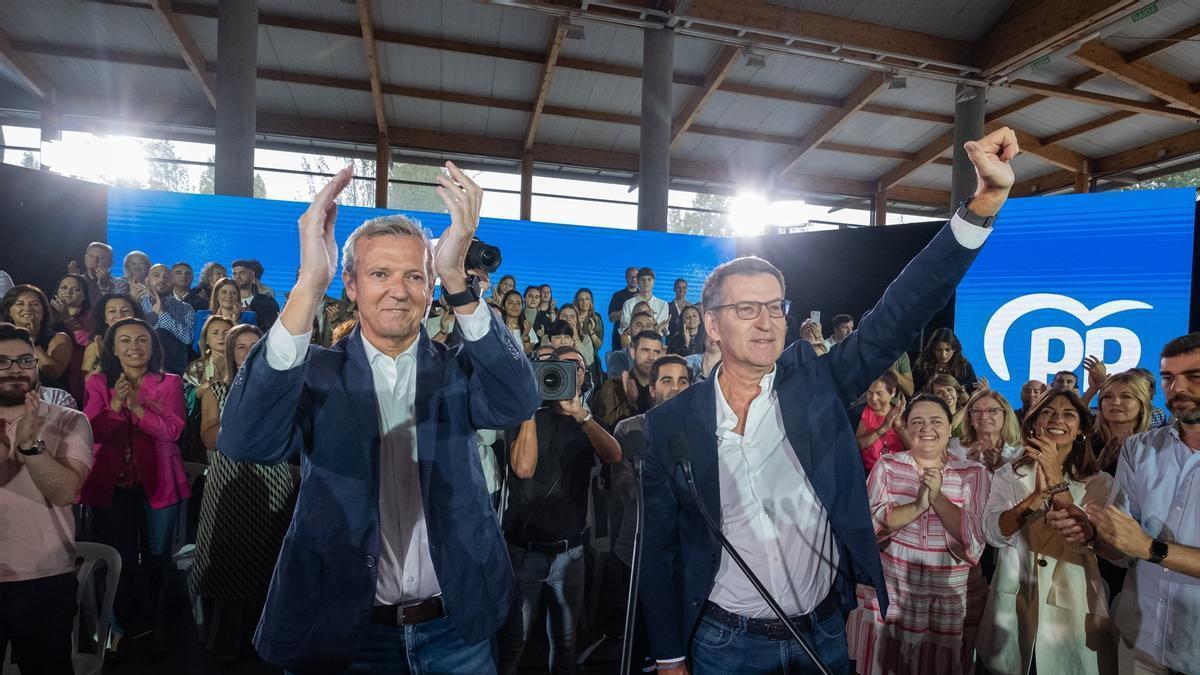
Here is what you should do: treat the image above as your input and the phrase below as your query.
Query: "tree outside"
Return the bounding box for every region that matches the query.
[1121,167,1200,192]
[668,191,733,236]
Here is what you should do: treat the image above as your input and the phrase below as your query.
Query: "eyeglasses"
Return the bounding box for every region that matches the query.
[0,355,38,371]
[969,407,1003,417]
[712,300,786,320]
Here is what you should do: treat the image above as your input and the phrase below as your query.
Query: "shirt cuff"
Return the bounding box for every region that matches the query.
[657,658,687,667]
[949,212,992,250]
[264,321,312,370]
[454,300,492,342]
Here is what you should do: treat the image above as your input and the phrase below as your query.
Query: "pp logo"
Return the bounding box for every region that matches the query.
[983,293,1152,384]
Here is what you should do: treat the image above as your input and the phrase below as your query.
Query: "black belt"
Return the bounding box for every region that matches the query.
[370,596,444,627]
[506,532,584,555]
[703,593,840,641]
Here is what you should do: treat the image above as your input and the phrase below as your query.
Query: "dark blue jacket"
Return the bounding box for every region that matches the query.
[218,312,539,673]
[638,222,983,660]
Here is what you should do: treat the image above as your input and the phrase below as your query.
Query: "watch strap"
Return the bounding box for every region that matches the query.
[442,284,480,308]
[17,439,45,456]
[1149,538,1168,565]
[957,198,997,229]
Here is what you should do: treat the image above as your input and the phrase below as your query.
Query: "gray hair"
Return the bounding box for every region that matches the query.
[342,215,434,281]
[700,256,786,313]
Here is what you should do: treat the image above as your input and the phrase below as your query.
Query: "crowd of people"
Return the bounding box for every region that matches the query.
[1,140,1198,675]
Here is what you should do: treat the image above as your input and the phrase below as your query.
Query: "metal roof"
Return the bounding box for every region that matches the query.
[0,0,1198,217]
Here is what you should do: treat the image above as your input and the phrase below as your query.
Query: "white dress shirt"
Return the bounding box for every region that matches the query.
[709,366,839,618]
[264,300,492,605]
[620,294,668,333]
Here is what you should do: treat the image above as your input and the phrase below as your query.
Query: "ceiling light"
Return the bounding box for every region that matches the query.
[743,46,767,69]
[563,18,585,40]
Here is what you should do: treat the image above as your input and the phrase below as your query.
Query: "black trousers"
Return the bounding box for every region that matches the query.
[0,572,78,675]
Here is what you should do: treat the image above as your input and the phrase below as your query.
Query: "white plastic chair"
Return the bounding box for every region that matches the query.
[174,461,208,553]
[1,544,121,675]
[72,541,121,675]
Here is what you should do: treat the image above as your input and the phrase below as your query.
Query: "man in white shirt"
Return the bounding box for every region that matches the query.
[218,164,539,673]
[621,267,669,336]
[638,128,1019,674]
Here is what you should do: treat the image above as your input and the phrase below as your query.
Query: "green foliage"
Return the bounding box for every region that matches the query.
[1120,167,1200,192]
[20,151,37,169]
[388,162,448,213]
[667,192,733,236]
[143,139,191,192]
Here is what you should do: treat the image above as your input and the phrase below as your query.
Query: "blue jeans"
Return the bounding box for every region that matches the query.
[691,605,850,675]
[498,544,586,675]
[340,616,495,675]
[95,487,180,636]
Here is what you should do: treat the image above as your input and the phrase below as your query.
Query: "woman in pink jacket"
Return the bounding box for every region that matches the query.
[81,317,189,658]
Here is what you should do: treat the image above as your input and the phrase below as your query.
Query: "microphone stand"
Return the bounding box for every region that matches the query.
[618,452,643,675]
[678,459,833,675]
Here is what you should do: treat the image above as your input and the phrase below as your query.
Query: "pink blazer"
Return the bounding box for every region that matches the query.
[80,371,191,509]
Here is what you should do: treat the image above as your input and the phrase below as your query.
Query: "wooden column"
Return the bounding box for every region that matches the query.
[520,151,533,220]
[872,188,887,226]
[375,135,389,208]
[1074,171,1091,193]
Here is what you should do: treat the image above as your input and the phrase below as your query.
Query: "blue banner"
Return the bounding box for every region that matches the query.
[954,188,1195,408]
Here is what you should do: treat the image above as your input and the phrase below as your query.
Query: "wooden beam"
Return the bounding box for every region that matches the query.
[1071,41,1200,116]
[887,185,951,206]
[975,0,1145,76]
[1011,127,1089,173]
[519,151,533,220]
[771,72,888,177]
[375,135,389,208]
[681,0,974,70]
[671,45,739,147]
[879,129,955,190]
[0,30,54,98]
[1010,169,1077,197]
[355,0,388,136]
[147,0,216,108]
[1007,79,1200,122]
[524,19,567,151]
[1040,111,1135,144]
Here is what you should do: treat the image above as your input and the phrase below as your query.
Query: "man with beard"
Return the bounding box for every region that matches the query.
[140,263,196,375]
[1048,332,1200,675]
[67,241,128,297]
[0,322,93,674]
[594,330,663,429]
[231,258,280,332]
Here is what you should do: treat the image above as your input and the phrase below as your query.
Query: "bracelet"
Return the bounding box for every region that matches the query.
[1048,482,1070,496]
[577,413,593,425]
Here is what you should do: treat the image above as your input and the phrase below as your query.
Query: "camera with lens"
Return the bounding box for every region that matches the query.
[532,360,577,401]
[465,238,502,274]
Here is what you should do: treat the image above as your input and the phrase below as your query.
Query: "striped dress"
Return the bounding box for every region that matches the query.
[848,452,992,675]
[188,381,297,600]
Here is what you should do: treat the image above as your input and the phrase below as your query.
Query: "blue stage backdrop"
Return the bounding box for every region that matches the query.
[107,188,737,365]
[954,188,1195,409]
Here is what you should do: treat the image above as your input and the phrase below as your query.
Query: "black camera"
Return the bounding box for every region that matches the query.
[465,238,502,274]
[532,360,577,401]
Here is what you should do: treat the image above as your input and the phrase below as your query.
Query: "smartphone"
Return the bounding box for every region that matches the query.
[809,310,821,327]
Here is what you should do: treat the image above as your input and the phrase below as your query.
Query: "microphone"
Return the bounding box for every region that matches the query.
[669,433,832,675]
[619,427,646,675]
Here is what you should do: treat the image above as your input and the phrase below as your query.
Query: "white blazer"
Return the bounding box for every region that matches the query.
[975,464,1115,675]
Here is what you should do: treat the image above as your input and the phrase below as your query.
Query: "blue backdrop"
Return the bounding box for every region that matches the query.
[954,188,1195,408]
[107,188,737,365]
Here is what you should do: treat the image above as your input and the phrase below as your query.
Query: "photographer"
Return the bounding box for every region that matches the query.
[500,346,621,674]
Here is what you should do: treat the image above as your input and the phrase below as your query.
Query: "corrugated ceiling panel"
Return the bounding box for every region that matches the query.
[672,36,722,75]
[1059,115,1199,158]
[533,115,590,147]
[610,125,641,154]
[263,27,363,81]
[902,163,950,189]
[1145,40,1200,81]
[827,114,944,153]
[1008,95,1115,131]
[389,95,449,133]
[1011,152,1060,177]
[556,20,630,65]
[483,107,529,141]
[870,77,955,110]
[546,70,642,117]
[38,58,199,106]
[481,58,544,101]
[759,0,1006,41]
[796,149,892,180]
[732,52,865,98]
[1081,76,1163,102]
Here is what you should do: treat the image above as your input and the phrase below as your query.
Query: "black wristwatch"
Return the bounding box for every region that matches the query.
[441,284,480,308]
[18,439,46,456]
[956,197,998,229]
[1148,538,1169,565]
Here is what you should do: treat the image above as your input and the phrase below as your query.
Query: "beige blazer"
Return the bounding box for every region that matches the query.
[975,464,1115,675]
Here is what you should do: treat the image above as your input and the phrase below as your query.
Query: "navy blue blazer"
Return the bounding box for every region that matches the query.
[218,311,539,673]
[638,222,983,660]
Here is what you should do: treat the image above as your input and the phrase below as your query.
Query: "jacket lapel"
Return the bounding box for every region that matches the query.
[414,329,443,505]
[683,377,722,525]
[772,359,818,484]
[345,328,383,488]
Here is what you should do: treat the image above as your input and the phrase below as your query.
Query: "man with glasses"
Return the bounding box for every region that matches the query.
[0,322,93,675]
[499,346,622,674]
[638,127,1020,674]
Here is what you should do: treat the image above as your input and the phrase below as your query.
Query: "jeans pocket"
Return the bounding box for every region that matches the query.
[812,610,846,640]
[692,615,734,649]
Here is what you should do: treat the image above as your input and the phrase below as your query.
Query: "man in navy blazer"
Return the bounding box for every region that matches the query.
[639,129,1021,674]
[219,164,539,674]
